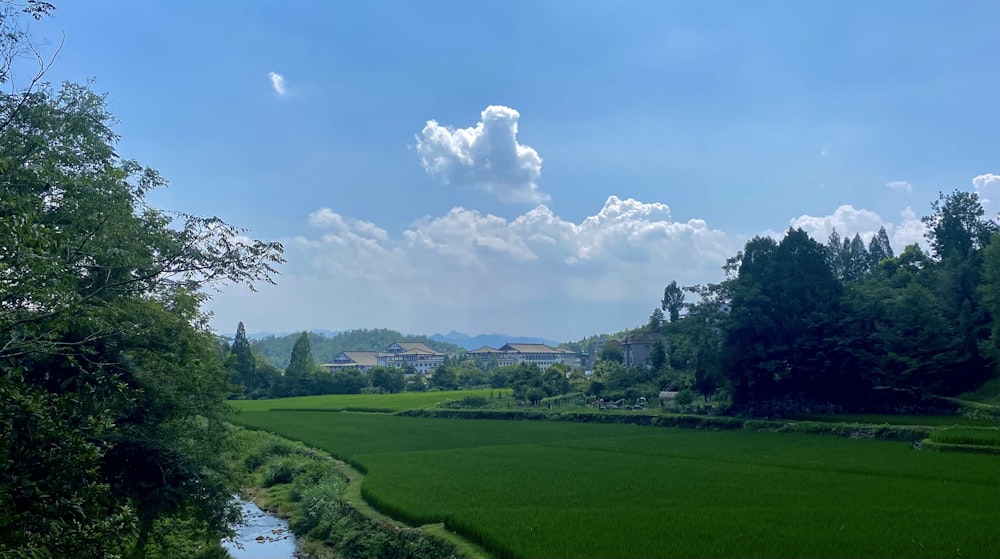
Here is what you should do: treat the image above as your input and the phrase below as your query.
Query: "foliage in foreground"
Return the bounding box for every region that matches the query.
[0,10,283,556]
[234,410,1000,559]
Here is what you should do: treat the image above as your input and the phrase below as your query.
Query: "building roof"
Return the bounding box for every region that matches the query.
[468,346,501,354]
[341,351,379,367]
[392,342,439,354]
[399,348,439,355]
[499,343,565,354]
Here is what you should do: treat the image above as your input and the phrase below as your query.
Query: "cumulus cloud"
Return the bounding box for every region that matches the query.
[886,180,912,193]
[891,207,927,249]
[207,196,940,340]
[789,205,886,241]
[973,173,1000,191]
[268,71,287,96]
[416,106,548,203]
[973,173,1000,220]
[207,197,734,340]
[787,204,926,252]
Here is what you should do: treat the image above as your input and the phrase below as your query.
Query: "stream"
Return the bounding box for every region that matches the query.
[222,499,298,559]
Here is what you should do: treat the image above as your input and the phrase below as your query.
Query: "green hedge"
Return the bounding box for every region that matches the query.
[918,439,1000,455]
[267,407,396,413]
[928,427,1000,446]
[395,409,934,441]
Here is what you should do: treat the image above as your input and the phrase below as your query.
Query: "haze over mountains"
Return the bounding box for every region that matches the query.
[429,331,560,350]
[246,329,560,349]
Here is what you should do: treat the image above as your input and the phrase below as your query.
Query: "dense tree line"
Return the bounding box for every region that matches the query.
[228,328,591,401]
[657,190,1000,415]
[0,6,284,556]
[251,327,463,368]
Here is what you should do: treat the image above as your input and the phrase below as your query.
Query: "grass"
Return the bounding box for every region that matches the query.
[230,388,505,413]
[929,427,1000,447]
[233,410,1000,559]
[788,413,998,427]
[959,375,1000,406]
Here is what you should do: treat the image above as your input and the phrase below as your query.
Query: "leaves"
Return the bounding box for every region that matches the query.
[0,81,282,556]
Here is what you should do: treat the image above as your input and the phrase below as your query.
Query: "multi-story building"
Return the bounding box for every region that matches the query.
[621,334,669,368]
[376,342,446,375]
[468,343,578,369]
[323,351,379,372]
[321,342,446,375]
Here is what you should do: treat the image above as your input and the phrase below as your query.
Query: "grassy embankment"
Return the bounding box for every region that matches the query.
[224,425,480,559]
[232,393,1000,559]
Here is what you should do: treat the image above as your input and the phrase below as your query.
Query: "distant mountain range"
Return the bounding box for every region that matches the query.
[244,329,560,350]
[430,331,560,350]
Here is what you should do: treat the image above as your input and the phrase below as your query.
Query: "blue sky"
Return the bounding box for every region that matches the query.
[30,1,1000,341]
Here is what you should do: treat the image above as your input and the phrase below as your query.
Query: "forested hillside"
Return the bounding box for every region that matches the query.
[250,328,465,367]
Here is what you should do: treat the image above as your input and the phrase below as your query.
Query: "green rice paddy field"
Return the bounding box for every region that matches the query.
[232,404,1000,558]
[231,389,502,413]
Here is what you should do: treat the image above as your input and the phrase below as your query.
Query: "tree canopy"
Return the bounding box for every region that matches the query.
[661,280,685,322]
[0,77,282,557]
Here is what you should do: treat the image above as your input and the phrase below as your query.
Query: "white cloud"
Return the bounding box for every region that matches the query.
[416,105,548,203]
[973,173,1000,220]
[207,196,734,341]
[891,207,927,250]
[789,205,886,242]
[307,208,346,229]
[268,71,287,96]
[973,173,1000,191]
[208,198,937,340]
[886,180,912,193]
[787,204,926,252]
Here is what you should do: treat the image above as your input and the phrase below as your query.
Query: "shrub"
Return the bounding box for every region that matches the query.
[675,389,696,407]
[289,482,346,538]
[260,455,311,488]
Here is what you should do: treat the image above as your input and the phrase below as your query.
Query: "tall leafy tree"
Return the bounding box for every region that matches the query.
[922,190,998,392]
[978,235,1000,379]
[0,79,283,557]
[867,226,894,269]
[843,233,870,282]
[661,280,685,322]
[923,190,998,262]
[229,321,257,393]
[839,265,960,397]
[287,331,316,376]
[650,339,667,371]
[648,307,664,332]
[723,230,846,407]
[826,228,846,280]
[599,339,624,363]
[371,366,405,393]
[430,365,457,390]
[282,331,316,396]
